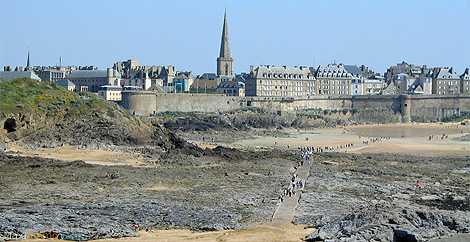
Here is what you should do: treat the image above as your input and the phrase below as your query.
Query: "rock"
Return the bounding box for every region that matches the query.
[297,152,470,241]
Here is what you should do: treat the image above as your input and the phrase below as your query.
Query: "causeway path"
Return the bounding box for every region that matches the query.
[271,159,311,227]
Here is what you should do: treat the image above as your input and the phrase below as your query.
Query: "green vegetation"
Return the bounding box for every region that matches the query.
[300,108,355,116]
[235,107,266,113]
[155,111,203,118]
[0,78,108,119]
[441,112,470,123]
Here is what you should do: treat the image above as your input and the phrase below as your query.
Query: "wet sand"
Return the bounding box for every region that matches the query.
[98,224,315,242]
[23,223,315,242]
[233,123,470,156]
[7,145,149,167]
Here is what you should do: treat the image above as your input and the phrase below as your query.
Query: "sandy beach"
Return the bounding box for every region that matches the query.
[234,123,470,156]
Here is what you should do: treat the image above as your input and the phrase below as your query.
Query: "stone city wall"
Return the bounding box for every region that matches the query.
[121,91,470,123]
[121,91,157,116]
[406,94,470,122]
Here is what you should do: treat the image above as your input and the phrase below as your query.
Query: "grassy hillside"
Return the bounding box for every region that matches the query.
[0,78,113,119]
[0,78,188,150]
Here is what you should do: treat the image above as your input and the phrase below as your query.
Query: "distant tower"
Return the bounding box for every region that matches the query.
[26,50,31,70]
[217,10,234,79]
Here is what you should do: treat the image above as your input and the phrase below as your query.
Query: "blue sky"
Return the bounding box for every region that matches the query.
[1,0,469,75]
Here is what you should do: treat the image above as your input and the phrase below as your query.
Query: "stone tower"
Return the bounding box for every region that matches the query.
[217,10,233,78]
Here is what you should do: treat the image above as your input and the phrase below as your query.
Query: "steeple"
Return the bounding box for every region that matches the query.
[26,50,31,69]
[219,10,231,59]
[217,9,233,78]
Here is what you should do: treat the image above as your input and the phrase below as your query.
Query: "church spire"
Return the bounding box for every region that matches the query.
[217,10,233,77]
[219,9,231,58]
[26,49,31,68]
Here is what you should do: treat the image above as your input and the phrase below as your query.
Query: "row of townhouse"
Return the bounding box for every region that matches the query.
[242,63,470,97]
[244,64,385,97]
[383,62,470,95]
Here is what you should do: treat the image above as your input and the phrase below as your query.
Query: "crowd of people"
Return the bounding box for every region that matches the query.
[278,150,309,203]
[363,136,391,144]
[295,144,356,153]
[428,134,448,140]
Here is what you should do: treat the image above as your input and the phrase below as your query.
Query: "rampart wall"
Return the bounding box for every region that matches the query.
[154,93,242,113]
[120,91,470,123]
[406,95,470,122]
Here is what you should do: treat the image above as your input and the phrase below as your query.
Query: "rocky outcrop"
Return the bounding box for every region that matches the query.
[294,153,470,241]
[0,152,292,240]
[158,112,333,133]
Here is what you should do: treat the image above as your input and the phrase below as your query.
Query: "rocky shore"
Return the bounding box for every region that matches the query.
[0,149,296,240]
[294,152,470,241]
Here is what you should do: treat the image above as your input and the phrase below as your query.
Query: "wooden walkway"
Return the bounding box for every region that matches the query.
[271,160,311,227]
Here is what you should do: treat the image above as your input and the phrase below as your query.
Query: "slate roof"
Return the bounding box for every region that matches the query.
[253,65,312,79]
[148,84,165,93]
[68,70,121,78]
[217,80,245,88]
[199,73,217,80]
[435,68,459,79]
[56,79,75,87]
[316,64,353,78]
[0,71,41,81]
[461,68,470,80]
[344,65,366,78]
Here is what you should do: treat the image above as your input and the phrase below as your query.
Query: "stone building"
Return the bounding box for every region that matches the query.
[190,73,218,93]
[34,67,68,82]
[461,68,470,94]
[363,79,384,95]
[0,70,41,81]
[431,67,460,94]
[173,71,195,92]
[98,85,122,101]
[56,79,76,92]
[113,59,174,89]
[315,64,361,95]
[392,73,412,94]
[385,61,431,81]
[381,82,399,95]
[351,79,364,95]
[413,76,432,95]
[217,75,245,96]
[67,68,121,92]
[32,66,96,82]
[245,65,315,97]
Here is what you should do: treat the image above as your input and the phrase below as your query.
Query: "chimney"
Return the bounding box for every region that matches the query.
[250,65,254,73]
[107,68,114,78]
